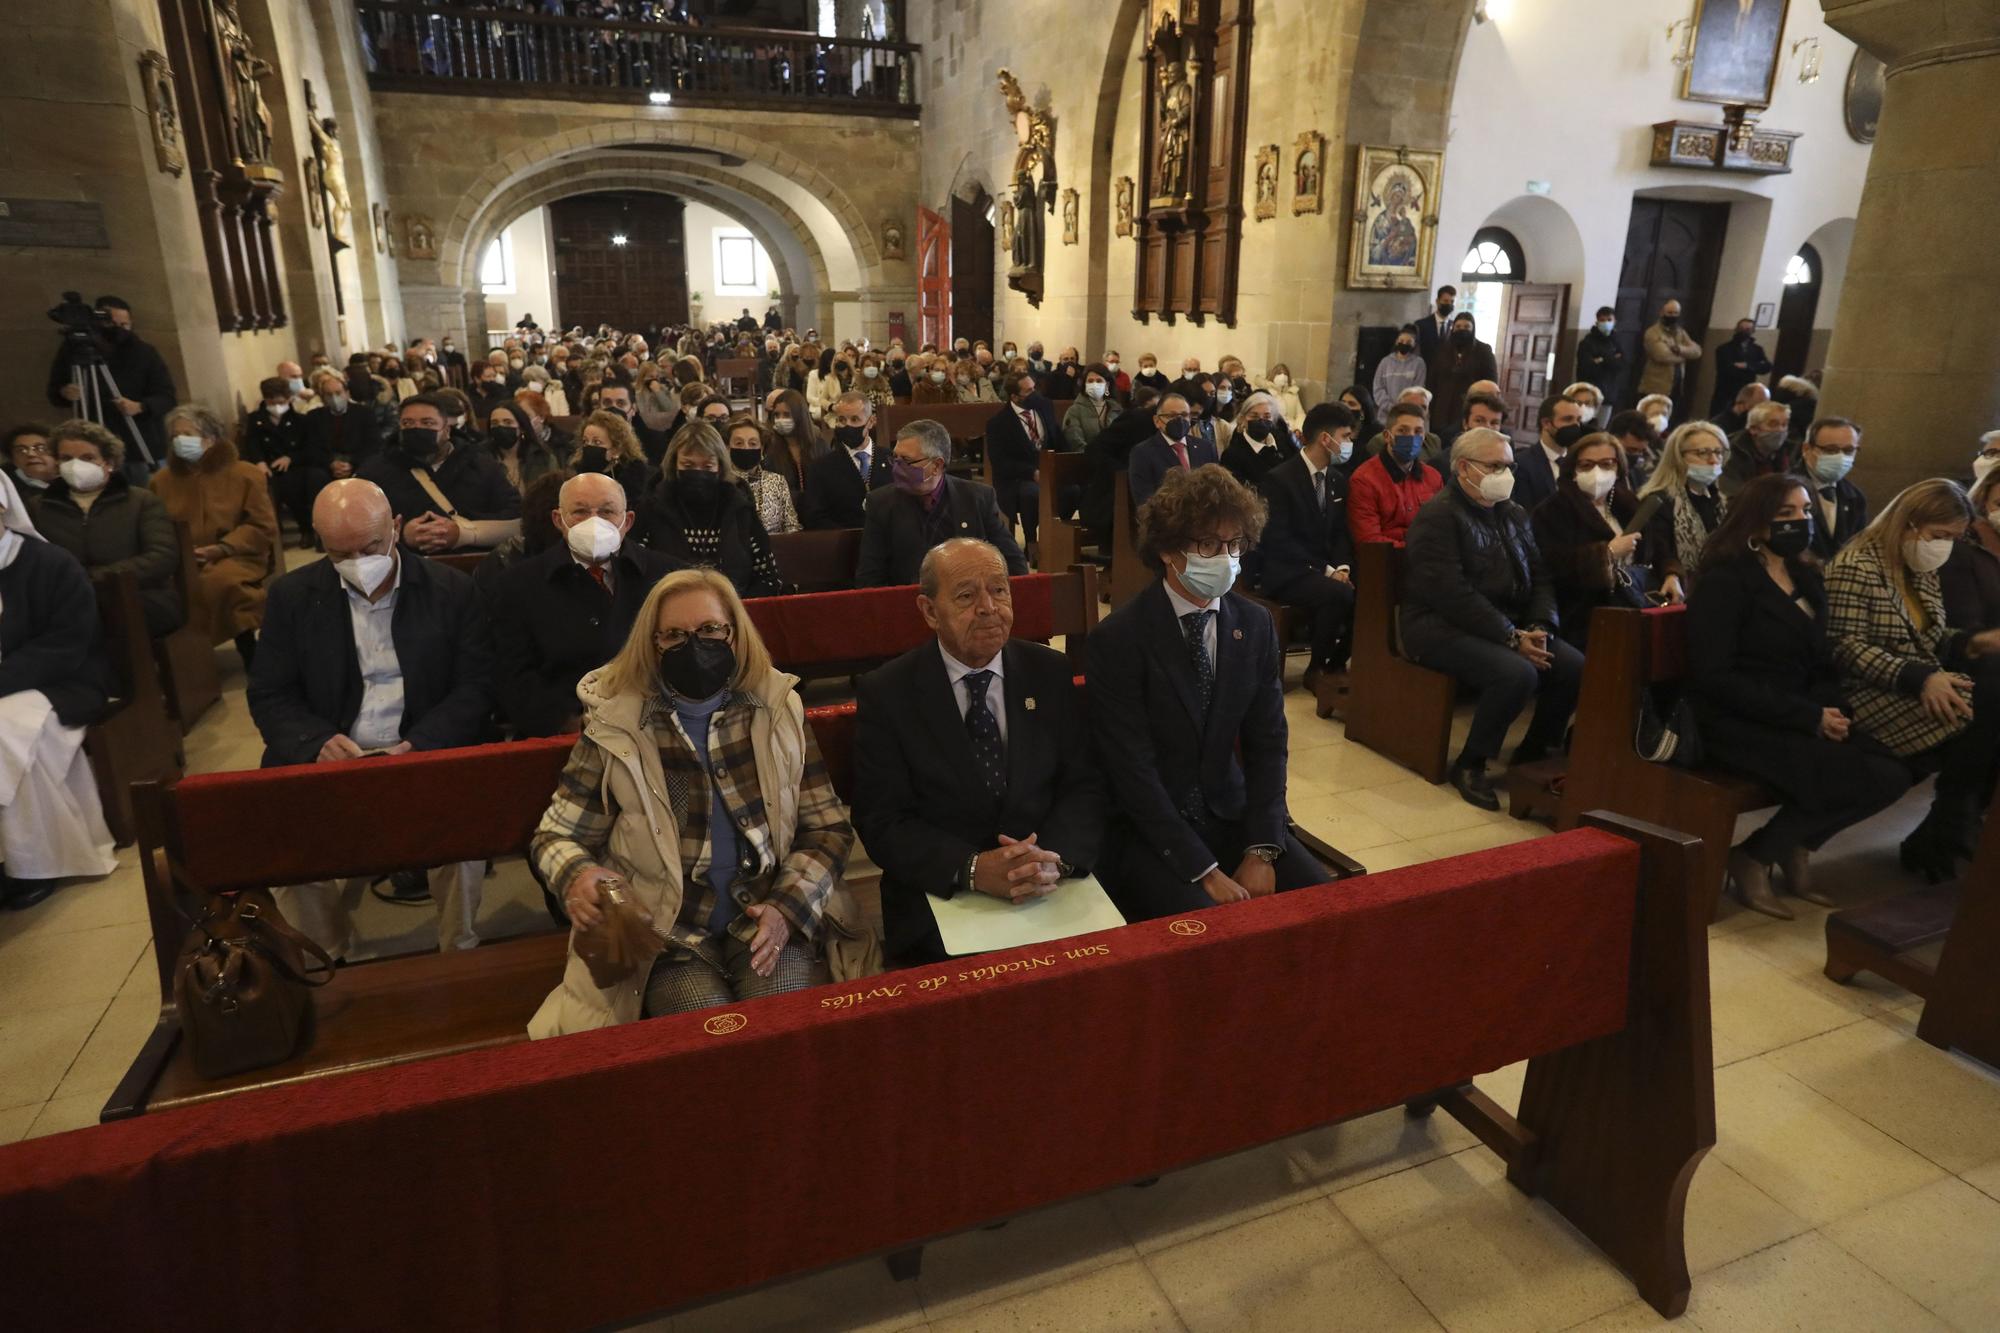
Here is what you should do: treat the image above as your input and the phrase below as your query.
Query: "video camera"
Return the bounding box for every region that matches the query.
[48,291,112,364]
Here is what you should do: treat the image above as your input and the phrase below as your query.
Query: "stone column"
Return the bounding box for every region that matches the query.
[1819,0,2000,496]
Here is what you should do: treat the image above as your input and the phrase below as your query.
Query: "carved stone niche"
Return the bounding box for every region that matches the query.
[1132,0,1252,327]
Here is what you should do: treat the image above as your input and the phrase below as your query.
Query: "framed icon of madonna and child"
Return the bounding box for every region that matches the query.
[1347,144,1443,291]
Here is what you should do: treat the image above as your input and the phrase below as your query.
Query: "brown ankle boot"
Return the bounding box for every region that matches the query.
[1730,848,1792,920]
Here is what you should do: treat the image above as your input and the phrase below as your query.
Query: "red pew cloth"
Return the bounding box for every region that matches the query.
[0,829,1638,1333]
[1642,604,1689,683]
[746,574,1060,671]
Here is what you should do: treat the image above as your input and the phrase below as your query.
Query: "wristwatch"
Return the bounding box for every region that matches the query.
[1246,845,1282,864]
[1506,628,1523,650]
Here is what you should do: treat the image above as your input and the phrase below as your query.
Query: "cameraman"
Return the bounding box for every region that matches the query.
[43,296,176,484]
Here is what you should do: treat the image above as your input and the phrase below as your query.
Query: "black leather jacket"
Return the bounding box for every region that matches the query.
[1399,482,1558,660]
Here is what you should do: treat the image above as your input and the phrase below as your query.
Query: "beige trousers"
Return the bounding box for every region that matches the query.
[274,861,483,960]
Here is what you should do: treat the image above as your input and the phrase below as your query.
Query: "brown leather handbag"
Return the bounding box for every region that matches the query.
[173,881,336,1079]
[571,878,666,989]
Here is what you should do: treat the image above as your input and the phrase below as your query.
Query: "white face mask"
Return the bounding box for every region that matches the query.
[1905,536,1955,574]
[266,402,290,417]
[172,434,206,462]
[1085,381,1107,400]
[1215,388,1234,406]
[286,377,305,394]
[1273,373,1289,387]
[1989,507,2000,531]
[333,552,394,594]
[1579,467,1618,501]
[929,370,947,384]
[1473,466,1517,504]
[1647,413,1669,434]
[862,365,880,379]
[59,458,108,492]
[1105,360,1120,372]
[1973,455,2000,482]
[564,515,623,563]
[771,417,795,435]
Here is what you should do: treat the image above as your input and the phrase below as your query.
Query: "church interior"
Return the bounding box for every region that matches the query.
[3,0,2000,1329]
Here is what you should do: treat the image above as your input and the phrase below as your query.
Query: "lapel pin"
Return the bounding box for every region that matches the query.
[1024,697,1037,711]
[1232,628,1244,640]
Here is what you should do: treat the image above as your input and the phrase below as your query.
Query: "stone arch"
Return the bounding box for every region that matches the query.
[1797,216,1856,325]
[1081,0,1154,358]
[437,121,882,296]
[459,153,837,330]
[1468,194,1588,298]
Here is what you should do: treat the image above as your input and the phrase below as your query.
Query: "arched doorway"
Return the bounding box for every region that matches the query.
[1772,242,1823,382]
[951,186,996,347]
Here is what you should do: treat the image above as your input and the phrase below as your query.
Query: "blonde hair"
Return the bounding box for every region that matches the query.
[1839,479,1974,632]
[1971,467,2000,515]
[597,568,775,700]
[665,420,736,483]
[580,410,646,466]
[1639,421,1728,501]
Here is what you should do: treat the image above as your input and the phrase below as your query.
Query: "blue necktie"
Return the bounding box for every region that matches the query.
[962,671,1006,800]
[1181,611,1214,716]
[856,450,870,483]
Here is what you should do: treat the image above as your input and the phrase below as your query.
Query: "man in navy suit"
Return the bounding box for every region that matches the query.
[1412,284,1457,373]
[1257,401,1358,719]
[802,390,894,529]
[1512,392,1585,513]
[854,538,1105,963]
[984,369,1062,549]
[1128,392,1221,508]
[1087,464,1330,921]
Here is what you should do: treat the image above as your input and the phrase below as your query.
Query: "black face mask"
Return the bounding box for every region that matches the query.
[487,425,519,450]
[676,469,724,508]
[576,445,610,474]
[397,427,441,463]
[1243,418,1272,442]
[1396,343,1415,355]
[834,362,850,376]
[1765,517,1813,559]
[659,637,736,700]
[1451,328,1474,344]
[729,447,763,473]
[1734,330,1753,343]
[1437,303,1454,317]
[834,425,867,450]
[478,379,502,394]
[1661,315,1680,329]
[1553,424,1590,450]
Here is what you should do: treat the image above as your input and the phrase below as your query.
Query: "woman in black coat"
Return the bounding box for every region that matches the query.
[631,423,784,600]
[1941,469,2000,633]
[1685,474,1912,919]
[1530,434,1647,649]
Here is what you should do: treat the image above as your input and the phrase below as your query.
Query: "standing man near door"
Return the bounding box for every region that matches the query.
[1414,285,1457,377]
[1638,300,1704,420]
[1707,318,1773,418]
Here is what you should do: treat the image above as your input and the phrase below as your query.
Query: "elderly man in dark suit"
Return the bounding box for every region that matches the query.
[248,479,494,958]
[857,418,1026,586]
[1257,401,1359,719]
[1088,465,1329,921]
[1792,417,1869,561]
[984,368,1063,549]
[854,538,1105,963]
[802,390,893,529]
[1128,392,1221,508]
[490,472,682,736]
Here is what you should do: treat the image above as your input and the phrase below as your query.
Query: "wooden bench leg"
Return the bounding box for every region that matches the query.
[885,1247,923,1282]
[1514,813,1714,1319]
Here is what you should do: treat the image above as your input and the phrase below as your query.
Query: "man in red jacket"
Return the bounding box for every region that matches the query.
[1347,402,1444,547]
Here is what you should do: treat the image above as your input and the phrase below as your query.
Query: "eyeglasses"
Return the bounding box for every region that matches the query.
[1465,458,1515,476]
[1188,536,1247,558]
[1682,448,1725,463]
[12,443,51,458]
[1574,459,1619,473]
[1812,444,1860,457]
[1981,448,2000,461]
[654,622,734,651]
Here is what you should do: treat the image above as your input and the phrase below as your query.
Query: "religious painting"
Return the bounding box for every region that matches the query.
[404,213,436,261]
[1060,189,1079,245]
[302,157,324,228]
[1253,145,1279,221]
[138,51,185,178]
[1290,133,1323,216]
[997,199,1015,254]
[881,218,905,261]
[1680,0,1793,109]
[1843,48,1884,144]
[1346,144,1442,292]
[1114,177,1134,238]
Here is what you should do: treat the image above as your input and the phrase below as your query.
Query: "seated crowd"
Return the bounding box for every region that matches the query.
[5,311,1998,1000]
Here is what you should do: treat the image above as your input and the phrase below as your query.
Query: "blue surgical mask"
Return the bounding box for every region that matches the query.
[172,434,206,462]
[1595,321,1614,336]
[1810,451,1854,485]
[1177,550,1240,601]
[1686,461,1722,487]
[1334,437,1354,465]
[1390,435,1422,464]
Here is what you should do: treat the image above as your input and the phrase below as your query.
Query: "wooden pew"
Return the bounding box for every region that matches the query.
[1344,542,1456,784]
[1555,606,1776,921]
[1824,785,2000,1070]
[1108,470,1152,608]
[713,356,760,403]
[15,813,1714,1327]
[769,526,861,593]
[881,400,996,478]
[154,522,221,734]
[1036,450,1098,575]
[428,550,488,577]
[83,570,185,847]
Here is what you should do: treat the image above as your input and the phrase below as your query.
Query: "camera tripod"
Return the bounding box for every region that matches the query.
[69,358,154,468]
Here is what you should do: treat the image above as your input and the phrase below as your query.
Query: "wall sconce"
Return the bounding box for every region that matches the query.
[1666,18,1695,68]
[1790,37,1822,84]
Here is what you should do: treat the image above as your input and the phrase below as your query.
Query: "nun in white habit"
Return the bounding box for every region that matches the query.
[0,470,118,908]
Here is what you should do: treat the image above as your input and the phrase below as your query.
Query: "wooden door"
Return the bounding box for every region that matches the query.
[1498,284,1567,447]
[1614,199,1729,411]
[950,189,994,347]
[550,191,689,332]
[917,206,950,350]
[1771,241,1821,382]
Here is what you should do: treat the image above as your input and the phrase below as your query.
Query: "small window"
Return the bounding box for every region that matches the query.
[717,235,756,289]
[1460,227,1526,282]
[1783,253,1813,286]
[480,233,514,294]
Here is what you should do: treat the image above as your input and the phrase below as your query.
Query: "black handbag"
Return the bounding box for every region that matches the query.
[1635,689,1704,768]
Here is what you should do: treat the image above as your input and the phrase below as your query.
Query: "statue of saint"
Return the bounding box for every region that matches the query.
[1157,66,1192,198]
[214,0,274,167]
[1010,171,1039,273]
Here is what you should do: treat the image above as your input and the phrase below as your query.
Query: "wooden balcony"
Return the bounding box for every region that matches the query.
[356,2,919,117]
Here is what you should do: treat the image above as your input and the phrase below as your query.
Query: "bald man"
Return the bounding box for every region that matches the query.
[490,472,683,737]
[249,479,494,953]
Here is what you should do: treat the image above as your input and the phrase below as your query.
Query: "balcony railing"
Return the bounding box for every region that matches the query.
[356,2,919,115]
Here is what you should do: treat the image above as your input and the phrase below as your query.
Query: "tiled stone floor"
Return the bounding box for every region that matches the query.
[3,634,1996,1332]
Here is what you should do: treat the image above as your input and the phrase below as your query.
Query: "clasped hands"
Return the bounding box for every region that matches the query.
[1512,627,1555,670]
[969,832,1063,902]
[402,511,462,553]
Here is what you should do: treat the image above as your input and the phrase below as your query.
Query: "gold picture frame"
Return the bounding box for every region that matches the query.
[1290,133,1324,216]
[1346,144,1442,292]
[1252,145,1279,221]
[1114,177,1135,238]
